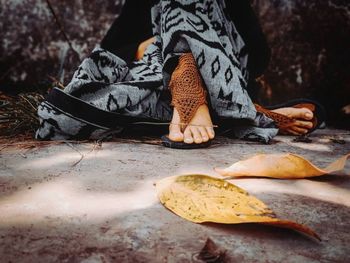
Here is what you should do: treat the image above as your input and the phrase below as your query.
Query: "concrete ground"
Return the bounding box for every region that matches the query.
[0,128,349,263]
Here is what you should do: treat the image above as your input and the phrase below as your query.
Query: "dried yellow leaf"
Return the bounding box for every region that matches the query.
[156,174,320,240]
[215,153,350,179]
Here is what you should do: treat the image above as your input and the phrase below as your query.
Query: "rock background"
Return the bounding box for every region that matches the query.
[0,0,124,90]
[252,0,350,126]
[1,0,349,125]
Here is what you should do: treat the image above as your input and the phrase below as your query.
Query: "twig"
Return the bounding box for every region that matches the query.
[19,95,38,112]
[45,0,81,60]
[65,141,100,167]
[19,153,27,159]
[48,75,65,89]
[65,142,84,167]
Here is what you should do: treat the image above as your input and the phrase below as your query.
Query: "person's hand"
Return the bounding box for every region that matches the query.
[136,37,156,60]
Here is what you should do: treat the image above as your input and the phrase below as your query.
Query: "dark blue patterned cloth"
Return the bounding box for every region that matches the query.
[36,0,277,142]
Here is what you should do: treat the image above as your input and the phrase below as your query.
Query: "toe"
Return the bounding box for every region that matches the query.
[304,109,314,120]
[198,127,209,142]
[206,127,215,139]
[294,108,314,120]
[285,128,300,136]
[294,120,314,129]
[184,127,194,144]
[190,127,203,144]
[168,124,184,142]
[291,126,308,135]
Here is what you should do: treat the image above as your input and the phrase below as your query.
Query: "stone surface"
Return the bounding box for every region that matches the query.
[251,0,350,123]
[1,0,350,122]
[0,128,350,262]
[0,0,123,90]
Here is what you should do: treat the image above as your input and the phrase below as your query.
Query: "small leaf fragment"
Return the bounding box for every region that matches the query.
[197,238,226,263]
[215,153,350,179]
[156,174,320,240]
[293,135,312,143]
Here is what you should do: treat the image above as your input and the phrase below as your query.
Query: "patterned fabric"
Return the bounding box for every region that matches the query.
[36,0,278,142]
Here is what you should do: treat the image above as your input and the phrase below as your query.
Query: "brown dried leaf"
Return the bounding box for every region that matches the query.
[215,153,350,179]
[156,174,320,240]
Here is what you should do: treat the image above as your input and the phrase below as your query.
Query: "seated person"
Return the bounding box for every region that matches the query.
[36,0,325,148]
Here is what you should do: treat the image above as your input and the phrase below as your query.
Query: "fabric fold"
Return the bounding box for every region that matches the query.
[36,0,277,142]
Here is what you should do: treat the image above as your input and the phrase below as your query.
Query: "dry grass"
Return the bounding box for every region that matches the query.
[0,92,59,152]
[0,133,62,153]
[0,92,44,137]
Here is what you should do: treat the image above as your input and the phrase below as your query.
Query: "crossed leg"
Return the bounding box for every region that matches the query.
[138,43,315,144]
[271,107,314,135]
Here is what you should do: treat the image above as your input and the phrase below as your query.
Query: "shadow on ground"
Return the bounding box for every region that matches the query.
[0,128,349,262]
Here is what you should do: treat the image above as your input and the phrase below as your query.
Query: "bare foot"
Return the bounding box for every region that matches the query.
[272,107,314,135]
[168,105,215,144]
